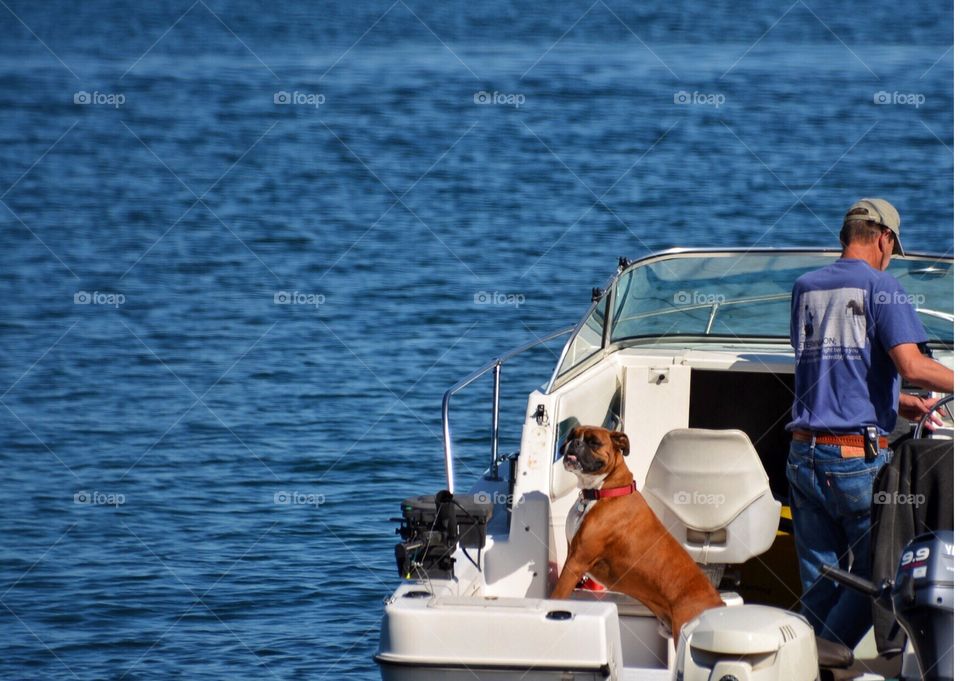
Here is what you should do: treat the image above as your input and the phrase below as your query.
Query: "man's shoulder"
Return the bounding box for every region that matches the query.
[871,268,905,292]
[795,260,860,290]
[794,262,833,287]
[796,259,894,291]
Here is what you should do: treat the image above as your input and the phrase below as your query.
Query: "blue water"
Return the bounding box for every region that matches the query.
[0,1,952,678]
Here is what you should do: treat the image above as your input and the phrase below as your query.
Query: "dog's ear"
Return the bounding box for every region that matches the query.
[609,431,630,457]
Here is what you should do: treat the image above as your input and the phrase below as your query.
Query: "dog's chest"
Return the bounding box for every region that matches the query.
[565,495,597,543]
[565,472,607,543]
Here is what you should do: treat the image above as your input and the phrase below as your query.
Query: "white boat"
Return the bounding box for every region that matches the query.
[376,248,954,680]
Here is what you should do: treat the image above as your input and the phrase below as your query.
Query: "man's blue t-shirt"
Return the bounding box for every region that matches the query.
[787,258,928,435]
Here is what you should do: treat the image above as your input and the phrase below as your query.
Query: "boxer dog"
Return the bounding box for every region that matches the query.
[550,425,723,641]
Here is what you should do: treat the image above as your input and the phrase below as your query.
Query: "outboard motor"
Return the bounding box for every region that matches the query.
[392,491,492,579]
[891,531,953,681]
[821,530,954,681]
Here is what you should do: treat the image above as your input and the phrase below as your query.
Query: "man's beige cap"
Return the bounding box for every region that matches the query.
[844,198,904,255]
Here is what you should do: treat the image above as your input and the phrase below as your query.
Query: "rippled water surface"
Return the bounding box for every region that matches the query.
[0,1,952,678]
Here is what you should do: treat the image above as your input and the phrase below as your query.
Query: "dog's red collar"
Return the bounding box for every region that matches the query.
[581,480,636,500]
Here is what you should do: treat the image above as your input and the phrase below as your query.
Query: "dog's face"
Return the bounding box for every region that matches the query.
[561,426,630,475]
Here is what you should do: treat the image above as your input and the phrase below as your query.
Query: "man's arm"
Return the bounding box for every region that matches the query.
[889,343,954,393]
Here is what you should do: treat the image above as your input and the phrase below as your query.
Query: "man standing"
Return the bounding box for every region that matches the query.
[786,198,953,649]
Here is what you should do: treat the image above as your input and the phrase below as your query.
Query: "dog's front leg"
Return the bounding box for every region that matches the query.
[550,536,599,599]
[551,560,586,599]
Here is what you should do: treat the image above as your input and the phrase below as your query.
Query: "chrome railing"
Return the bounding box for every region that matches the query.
[441,325,574,492]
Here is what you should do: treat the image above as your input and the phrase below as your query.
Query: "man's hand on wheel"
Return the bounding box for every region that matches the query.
[899,394,944,428]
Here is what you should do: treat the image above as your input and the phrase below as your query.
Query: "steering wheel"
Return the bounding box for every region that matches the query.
[913,394,954,439]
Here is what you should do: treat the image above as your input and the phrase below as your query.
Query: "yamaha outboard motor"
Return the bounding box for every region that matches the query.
[822,530,954,681]
[892,531,953,681]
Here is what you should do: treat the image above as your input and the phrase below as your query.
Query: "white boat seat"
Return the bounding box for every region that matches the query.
[642,428,781,565]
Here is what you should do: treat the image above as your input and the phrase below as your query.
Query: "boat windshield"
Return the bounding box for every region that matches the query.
[612,252,953,343]
[555,251,953,381]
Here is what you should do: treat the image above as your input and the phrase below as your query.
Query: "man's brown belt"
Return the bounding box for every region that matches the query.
[792,429,888,458]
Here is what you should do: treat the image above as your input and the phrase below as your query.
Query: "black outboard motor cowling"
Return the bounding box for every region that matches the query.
[392,492,493,579]
[893,531,954,681]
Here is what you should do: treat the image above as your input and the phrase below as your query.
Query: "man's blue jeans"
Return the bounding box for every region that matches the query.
[786,439,890,649]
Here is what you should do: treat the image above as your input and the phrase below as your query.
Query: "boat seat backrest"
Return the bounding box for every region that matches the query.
[642,428,781,565]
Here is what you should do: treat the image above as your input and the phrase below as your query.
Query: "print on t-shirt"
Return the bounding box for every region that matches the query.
[797,287,867,362]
